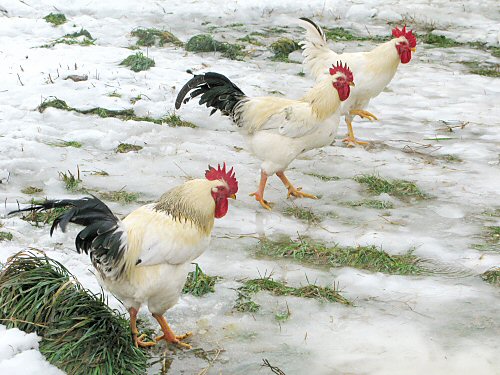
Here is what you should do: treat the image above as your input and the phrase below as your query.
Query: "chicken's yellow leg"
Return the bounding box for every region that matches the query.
[350,109,378,121]
[249,171,272,210]
[129,307,156,348]
[152,313,192,349]
[276,171,318,199]
[343,117,369,147]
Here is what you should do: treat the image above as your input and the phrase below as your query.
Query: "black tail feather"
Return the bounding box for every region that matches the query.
[175,72,246,120]
[299,17,326,42]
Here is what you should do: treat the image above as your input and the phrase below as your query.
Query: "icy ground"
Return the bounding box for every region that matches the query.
[0,0,499,374]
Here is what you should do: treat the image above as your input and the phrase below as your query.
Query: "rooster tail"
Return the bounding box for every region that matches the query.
[298,17,337,79]
[175,72,247,123]
[9,196,127,280]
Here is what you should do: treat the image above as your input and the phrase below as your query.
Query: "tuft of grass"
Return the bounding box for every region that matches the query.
[461,61,500,78]
[100,190,139,204]
[107,91,122,98]
[234,277,350,313]
[421,33,461,47]
[51,140,82,148]
[91,170,109,176]
[42,29,95,47]
[0,252,149,374]
[0,231,13,241]
[185,34,245,60]
[344,200,394,210]
[21,186,44,195]
[323,27,385,42]
[490,47,500,58]
[270,38,300,61]
[116,143,143,153]
[481,268,500,286]
[283,206,321,224]
[275,305,291,322]
[354,174,427,200]
[485,226,500,244]
[237,35,264,46]
[182,263,221,297]
[257,237,424,275]
[441,154,463,163]
[163,113,197,128]
[307,173,340,182]
[37,97,172,125]
[59,170,81,192]
[20,200,68,225]
[120,52,155,72]
[44,13,66,26]
[131,28,183,47]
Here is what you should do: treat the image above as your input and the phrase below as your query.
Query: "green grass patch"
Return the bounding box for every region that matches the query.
[234,276,350,313]
[0,252,149,374]
[131,28,183,47]
[485,226,500,243]
[91,170,109,176]
[37,97,180,125]
[283,206,321,224]
[99,190,139,203]
[59,170,81,192]
[344,199,394,209]
[21,186,44,195]
[51,140,82,148]
[0,231,13,241]
[323,27,385,42]
[481,268,500,286]
[116,143,143,153]
[257,237,424,275]
[275,305,291,322]
[107,91,122,98]
[441,154,463,163]
[182,263,221,297]
[163,113,197,128]
[354,174,427,200]
[237,35,264,46]
[421,33,461,47]
[120,52,155,72]
[44,13,66,26]
[270,38,300,61]
[42,29,95,47]
[185,34,245,60]
[461,61,500,78]
[307,173,340,182]
[490,47,500,58]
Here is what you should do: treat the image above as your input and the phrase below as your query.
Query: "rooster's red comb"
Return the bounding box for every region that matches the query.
[205,163,238,195]
[392,26,416,48]
[329,61,354,82]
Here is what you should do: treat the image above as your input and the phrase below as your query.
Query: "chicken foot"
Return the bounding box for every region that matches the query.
[343,109,378,146]
[276,171,318,199]
[129,307,156,348]
[250,171,272,210]
[152,313,192,349]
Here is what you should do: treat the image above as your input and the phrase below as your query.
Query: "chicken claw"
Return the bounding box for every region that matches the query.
[342,136,369,147]
[287,186,318,200]
[152,313,193,350]
[250,192,272,210]
[134,333,156,348]
[350,109,378,121]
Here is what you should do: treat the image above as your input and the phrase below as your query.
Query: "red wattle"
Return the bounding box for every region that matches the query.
[337,85,351,101]
[400,50,412,64]
[214,198,229,218]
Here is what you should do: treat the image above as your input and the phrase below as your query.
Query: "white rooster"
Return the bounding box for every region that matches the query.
[10,164,238,348]
[299,18,417,146]
[175,63,354,210]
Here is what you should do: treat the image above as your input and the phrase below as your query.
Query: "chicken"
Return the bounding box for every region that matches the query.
[9,164,238,348]
[299,18,417,146]
[175,63,354,210]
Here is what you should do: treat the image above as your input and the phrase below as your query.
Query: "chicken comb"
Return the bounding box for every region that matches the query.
[205,163,239,194]
[329,61,353,82]
[392,26,417,48]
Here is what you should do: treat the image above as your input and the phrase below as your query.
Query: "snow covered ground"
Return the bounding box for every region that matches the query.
[0,0,499,374]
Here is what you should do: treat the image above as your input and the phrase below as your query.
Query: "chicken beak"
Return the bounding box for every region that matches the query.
[349,81,355,87]
[229,194,237,200]
[411,47,416,52]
